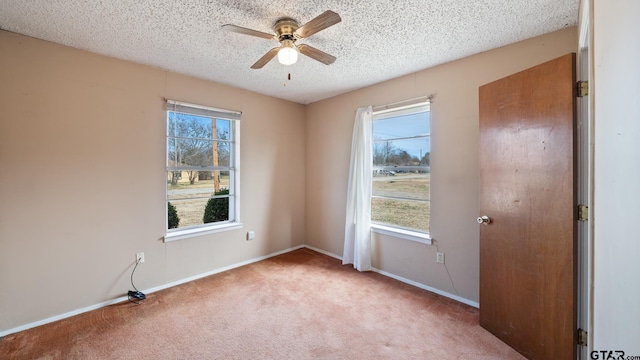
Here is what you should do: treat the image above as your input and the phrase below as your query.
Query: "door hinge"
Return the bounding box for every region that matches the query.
[578,328,588,346]
[577,81,589,97]
[578,205,589,221]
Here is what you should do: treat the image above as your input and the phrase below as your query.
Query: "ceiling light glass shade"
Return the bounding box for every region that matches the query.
[277,40,298,65]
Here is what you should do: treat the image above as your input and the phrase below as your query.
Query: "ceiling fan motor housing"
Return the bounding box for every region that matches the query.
[274,18,299,41]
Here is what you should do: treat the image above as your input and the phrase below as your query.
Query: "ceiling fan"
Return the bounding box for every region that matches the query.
[222,10,341,69]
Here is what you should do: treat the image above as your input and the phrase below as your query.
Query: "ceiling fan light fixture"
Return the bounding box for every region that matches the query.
[277,40,298,65]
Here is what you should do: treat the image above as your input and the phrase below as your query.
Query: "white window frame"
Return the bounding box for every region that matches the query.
[371,101,431,244]
[164,100,242,242]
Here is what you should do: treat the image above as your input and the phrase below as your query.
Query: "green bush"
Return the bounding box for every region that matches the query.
[203,188,229,223]
[168,202,180,229]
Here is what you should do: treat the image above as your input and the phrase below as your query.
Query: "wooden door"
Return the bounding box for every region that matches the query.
[478,53,577,359]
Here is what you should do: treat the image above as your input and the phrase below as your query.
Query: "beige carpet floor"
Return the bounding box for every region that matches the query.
[0,248,525,359]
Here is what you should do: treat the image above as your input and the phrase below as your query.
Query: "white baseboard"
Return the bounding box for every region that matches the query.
[143,245,305,295]
[303,245,343,260]
[1,243,477,337]
[0,296,132,338]
[302,245,479,308]
[370,267,479,308]
[0,244,305,338]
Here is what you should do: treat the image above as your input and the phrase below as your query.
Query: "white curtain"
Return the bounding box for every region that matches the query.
[343,106,373,271]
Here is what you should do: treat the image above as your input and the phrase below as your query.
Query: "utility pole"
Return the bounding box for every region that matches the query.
[212,120,220,193]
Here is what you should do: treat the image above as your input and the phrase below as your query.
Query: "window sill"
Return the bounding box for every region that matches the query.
[165,222,243,242]
[371,224,432,245]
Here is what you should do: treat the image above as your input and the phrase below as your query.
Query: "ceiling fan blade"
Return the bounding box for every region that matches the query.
[297,44,336,65]
[222,24,274,40]
[294,10,341,39]
[251,47,280,69]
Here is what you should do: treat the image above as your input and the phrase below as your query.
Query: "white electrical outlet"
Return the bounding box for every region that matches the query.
[436,252,445,264]
[136,252,145,264]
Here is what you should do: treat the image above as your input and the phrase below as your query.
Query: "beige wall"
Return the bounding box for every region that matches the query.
[305,27,577,303]
[0,30,306,332]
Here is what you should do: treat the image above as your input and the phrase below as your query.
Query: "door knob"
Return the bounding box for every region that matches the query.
[477,215,491,225]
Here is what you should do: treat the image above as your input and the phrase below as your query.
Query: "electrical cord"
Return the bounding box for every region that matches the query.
[433,239,460,296]
[128,258,146,304]
[130,258,141,292]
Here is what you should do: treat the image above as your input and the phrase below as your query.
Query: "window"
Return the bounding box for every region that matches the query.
[372,102,430,236]
[166,100,241,240]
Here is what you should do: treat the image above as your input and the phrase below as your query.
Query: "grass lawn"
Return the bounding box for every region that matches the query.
[372,173,430,232]
[168,176,230,228]
[170,197,211,228]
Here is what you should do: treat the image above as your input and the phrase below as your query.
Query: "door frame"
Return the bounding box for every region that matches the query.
[577,0,593,358]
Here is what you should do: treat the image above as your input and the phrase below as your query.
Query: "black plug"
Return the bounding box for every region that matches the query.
[128,290,146,300]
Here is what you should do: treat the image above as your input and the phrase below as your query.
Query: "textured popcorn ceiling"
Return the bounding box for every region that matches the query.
[0,0,579,104]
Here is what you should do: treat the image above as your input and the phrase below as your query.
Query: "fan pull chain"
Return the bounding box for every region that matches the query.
[282,65,286,87]
[282,65,291,87]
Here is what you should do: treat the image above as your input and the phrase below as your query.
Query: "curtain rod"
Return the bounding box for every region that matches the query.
[372,94,434,112]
